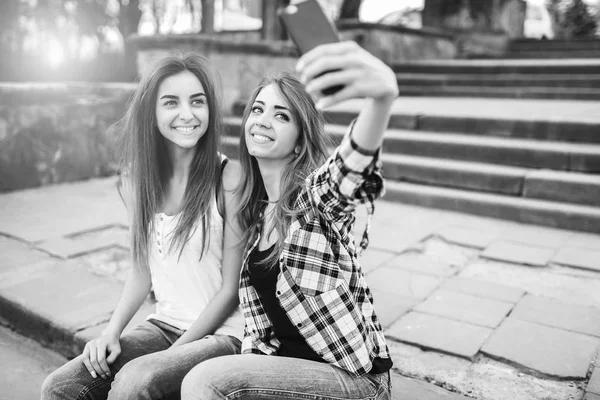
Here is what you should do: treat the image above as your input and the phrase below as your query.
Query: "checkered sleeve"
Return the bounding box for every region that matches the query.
[309,120,384,223]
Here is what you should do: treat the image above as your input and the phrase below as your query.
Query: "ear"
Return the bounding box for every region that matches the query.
[294,145,301,155]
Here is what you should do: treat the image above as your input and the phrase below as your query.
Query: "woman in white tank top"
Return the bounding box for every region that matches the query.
[42,54,244,400]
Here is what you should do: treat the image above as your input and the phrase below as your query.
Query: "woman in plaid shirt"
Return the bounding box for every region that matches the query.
[182,41,398,399]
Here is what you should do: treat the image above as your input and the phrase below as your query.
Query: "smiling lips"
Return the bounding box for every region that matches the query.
[173,125,198,133]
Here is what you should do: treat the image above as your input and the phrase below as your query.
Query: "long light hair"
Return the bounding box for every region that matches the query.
[237,73,331,266]
[112,53,222,269]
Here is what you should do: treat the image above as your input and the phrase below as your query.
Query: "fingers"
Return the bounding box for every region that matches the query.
[81,344,98,379]
[83,341,112,380]
[305,69,360,108]
[96,344,112,379]
[105,343,121,364]
[297,41,357,71]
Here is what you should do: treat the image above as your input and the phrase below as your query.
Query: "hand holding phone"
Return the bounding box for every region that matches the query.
[278,0,344,96]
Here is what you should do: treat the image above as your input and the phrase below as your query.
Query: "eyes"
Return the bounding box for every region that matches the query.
[251,105,291,122]
[162,97,206,107]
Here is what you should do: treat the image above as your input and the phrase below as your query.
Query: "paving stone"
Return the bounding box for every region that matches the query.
[481,240,556,267]
[367,223,432,254]
[382,252,459,277]
[460,260,600,310]
[440,276,525,303]
[36,226,129,259]
[511,294,600,338]
[415,237,475,268]
[1,259,123,332]
[493,225,572,248]
[552,246,600,273]
[0,177,127,243]
[0,236,55,275]
[481,318,600,379]
[435,225,499,249]
[565,233,600,251]
[367,267,442,300]
[358,248,397,275]
[391,374,470,400]
[414,289,513,328]
[585,393,600,400]
[387,311,493,360]
[75,301,155,352]
[370,289,417,328]
[588,367,600,395]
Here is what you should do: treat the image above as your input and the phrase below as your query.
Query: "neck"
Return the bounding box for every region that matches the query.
[256,157,289,203]
[166,144,196,182]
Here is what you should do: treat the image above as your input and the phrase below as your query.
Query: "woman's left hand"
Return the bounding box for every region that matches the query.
[296,41,399,109]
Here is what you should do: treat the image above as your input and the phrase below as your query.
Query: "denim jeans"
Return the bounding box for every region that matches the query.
[41,320,241,400]
[181,354,391,400]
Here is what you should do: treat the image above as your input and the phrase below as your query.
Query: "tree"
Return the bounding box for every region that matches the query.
[338,0,361,19]
[562,0,597,37]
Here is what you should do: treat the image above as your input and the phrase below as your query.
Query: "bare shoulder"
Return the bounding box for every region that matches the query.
[221,159,243,192]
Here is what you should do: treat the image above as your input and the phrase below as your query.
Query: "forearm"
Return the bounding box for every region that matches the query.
[172,289,239,346]
[103,266,152,338]
[350,95,396,153]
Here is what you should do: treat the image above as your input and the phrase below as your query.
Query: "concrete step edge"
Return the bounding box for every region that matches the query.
[384,181,600,233]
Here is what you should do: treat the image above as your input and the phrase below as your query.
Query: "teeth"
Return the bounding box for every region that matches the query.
[174,126,196,132]
[253,134,272,142]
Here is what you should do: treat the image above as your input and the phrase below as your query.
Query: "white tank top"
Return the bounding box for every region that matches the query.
[146,198,244,340]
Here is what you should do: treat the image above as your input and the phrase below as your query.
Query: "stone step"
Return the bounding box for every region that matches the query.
[392,59,600,75]
[224,117,600,171]
[336,125,600,173]
[384,181,600,234]
[504,51,600,59]
[509,38,600,52]
[382,154,600,207]
[222,121,600,206]
[231,103,600,144]
[395,84,600,101]
[395,73,600,88]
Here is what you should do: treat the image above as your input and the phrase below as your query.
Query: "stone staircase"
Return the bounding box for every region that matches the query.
[505,38,600,59]
[393,59,600,100]
[224,98,600,233]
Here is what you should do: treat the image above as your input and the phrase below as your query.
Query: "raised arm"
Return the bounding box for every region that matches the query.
[297,41,399,152]
[171,160,244,346]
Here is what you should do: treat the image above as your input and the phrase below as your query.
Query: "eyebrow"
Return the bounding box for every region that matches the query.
[254,100,290,112]
[159,92,206,100]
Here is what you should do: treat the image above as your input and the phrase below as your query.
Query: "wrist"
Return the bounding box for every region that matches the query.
[101,327,121,340]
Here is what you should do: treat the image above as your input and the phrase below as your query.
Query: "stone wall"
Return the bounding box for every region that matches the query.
[130,34,298,115]
[130,25,458,113]
[337,21,457,64]
[0,83,134,191]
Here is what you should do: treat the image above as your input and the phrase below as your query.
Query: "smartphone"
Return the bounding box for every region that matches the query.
[278,0,344,96]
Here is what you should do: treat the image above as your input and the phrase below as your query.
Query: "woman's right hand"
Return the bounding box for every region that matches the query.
[81,332,121,379]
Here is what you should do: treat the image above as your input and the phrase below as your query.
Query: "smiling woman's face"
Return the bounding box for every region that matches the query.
[244,84,300,162]
[155,70,209,151]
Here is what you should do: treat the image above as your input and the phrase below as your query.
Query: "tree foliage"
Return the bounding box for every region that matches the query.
[563,0,597,37]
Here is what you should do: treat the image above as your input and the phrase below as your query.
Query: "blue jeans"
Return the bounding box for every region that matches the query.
[181,354,391,400]
[41,320,241,400]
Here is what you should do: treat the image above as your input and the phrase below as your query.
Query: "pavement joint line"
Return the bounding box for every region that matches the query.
[63,223,128,239]
[385,334,479,362]
[391,367,472,399]
[480,349,592,382]
[0,231,38,247]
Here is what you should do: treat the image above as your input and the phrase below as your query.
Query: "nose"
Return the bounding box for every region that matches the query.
[178,104,194,122]
[255,112,271,128]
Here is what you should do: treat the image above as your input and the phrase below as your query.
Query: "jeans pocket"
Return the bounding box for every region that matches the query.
[366,372,391,399]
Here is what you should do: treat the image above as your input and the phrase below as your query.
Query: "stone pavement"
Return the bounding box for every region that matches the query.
[0,177,599,400]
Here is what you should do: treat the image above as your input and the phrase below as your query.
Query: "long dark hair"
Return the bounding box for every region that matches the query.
[113,53,222,269]
[237,72,331,266]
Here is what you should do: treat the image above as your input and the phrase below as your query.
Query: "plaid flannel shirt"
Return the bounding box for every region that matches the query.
[239,122,391,376]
